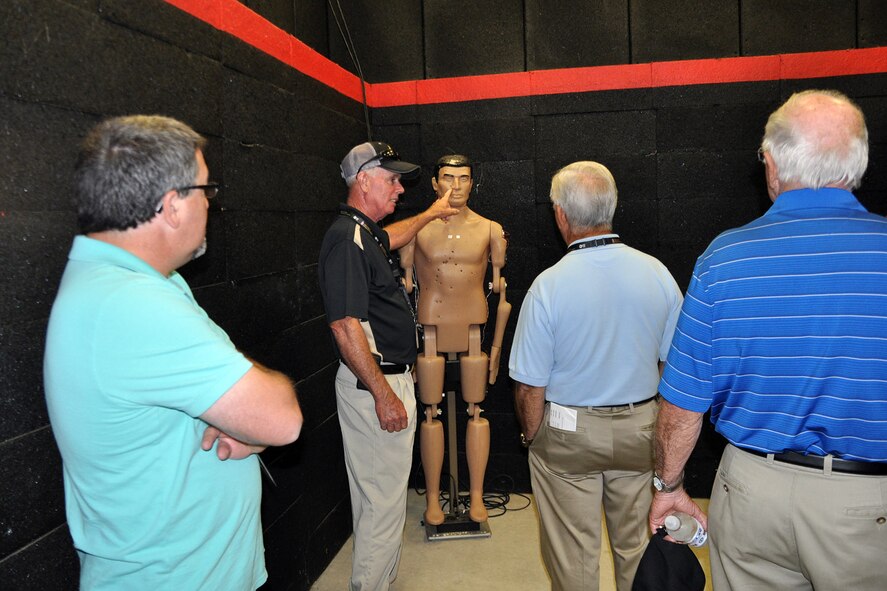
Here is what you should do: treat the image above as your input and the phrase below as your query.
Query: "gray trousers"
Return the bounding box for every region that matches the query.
[529,399,657,591]
[336,363,417,591]
[710,444,887,591]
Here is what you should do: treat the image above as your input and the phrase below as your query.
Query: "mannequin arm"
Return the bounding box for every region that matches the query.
[399,238,416,293]
[490,221,506,293]
[488,277,512,384]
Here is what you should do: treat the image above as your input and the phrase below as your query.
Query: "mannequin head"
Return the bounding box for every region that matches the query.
[432,154,473,208]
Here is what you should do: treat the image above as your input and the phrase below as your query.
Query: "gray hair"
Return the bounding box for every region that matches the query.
[761,89,868,190]
[75,115,206,233]
[550,161,617,231]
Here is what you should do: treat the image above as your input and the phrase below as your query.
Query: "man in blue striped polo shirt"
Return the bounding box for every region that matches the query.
[651,90,887,590]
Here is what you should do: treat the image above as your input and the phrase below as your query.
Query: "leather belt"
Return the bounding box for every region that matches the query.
[379,363,411,375]
[590,394,658,410]
[742,447,887,476]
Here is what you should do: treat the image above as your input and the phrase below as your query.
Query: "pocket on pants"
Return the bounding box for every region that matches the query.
[532,419,588,477]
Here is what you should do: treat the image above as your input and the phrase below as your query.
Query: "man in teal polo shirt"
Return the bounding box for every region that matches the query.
[44,115,303,590]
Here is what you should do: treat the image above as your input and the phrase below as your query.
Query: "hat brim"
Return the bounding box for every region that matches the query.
[380,159,420,178]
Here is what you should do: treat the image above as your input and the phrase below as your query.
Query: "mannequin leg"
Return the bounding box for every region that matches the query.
[417,326,446,525]
[466,403,490,522]
[461,326,489,522]
[420,406,445,525]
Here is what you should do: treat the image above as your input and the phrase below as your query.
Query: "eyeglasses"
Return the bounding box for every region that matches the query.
[757,148,767,163]
[357,145,399,174]
[177,183,220,199]
[155,183,220,214]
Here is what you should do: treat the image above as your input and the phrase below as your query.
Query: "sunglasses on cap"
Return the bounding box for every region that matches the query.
[357,145,400,174]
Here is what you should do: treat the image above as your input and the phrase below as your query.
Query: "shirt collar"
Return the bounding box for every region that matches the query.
[68,235,188,289]
[769,188,867,215]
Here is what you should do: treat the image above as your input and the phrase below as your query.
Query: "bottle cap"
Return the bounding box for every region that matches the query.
[664,515,680,530]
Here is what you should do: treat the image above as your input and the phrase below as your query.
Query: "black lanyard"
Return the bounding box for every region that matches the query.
[342,212,417,324]
[567,236,621,253]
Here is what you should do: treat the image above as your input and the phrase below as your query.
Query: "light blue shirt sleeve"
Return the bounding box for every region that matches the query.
[508,285,554,387]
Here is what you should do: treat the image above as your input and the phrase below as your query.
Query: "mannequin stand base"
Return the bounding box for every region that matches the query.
[424,513,491,541]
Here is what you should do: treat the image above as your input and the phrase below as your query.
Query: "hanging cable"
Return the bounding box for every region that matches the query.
[327,0,372,140]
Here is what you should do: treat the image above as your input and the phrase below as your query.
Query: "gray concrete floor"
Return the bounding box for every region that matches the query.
[311,492,712,590]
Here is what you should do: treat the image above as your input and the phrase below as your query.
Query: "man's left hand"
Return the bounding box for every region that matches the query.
[201,426,266,460]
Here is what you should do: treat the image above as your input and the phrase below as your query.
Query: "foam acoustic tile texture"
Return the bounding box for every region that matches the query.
[0,98,91,211]
[525,0,629,70]
[0,212,77,325]
[0,522,78,588]
[630,0,740,63]
[327,0,423,83]
[656,103,775,151]
[0,320,51,441]
[0,429,66,559]
[741,0,856,56]
[536,109,658,159]
[859,0,887,47]
[420,118,535,164]
[424,0,525,79]
[98,0,222,61]
[3,1,225,134]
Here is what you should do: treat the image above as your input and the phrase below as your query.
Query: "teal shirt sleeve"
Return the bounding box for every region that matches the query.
[95,272,251,416]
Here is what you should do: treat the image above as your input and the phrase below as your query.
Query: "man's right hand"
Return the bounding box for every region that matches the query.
[429,189,460,221]
[375,389,409,432]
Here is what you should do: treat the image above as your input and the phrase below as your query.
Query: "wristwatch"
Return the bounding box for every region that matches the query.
[653,471,683,493]
[520,433,533,448]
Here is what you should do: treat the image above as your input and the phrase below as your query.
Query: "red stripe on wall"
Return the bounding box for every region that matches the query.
[163,0,887,107]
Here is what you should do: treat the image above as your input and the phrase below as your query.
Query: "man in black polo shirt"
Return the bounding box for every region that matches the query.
[318,141,457,591]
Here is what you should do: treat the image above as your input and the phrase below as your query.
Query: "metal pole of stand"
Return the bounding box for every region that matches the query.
[446,380,459,515]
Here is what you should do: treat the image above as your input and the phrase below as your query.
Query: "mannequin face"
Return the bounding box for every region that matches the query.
[433,166,473,207]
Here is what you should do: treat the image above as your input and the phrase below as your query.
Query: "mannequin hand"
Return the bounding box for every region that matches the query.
[201,425,266,460]
[648,488,708,540]
[488,346,501,384]
[429,189,460,221]
[375,390,408,432]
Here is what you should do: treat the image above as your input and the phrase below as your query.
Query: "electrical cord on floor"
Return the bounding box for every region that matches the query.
[413,467,532,519]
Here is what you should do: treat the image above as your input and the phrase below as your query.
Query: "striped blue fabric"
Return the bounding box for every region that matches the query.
[660,188,887,462]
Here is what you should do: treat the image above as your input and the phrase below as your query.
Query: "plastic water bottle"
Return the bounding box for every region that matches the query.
[664,512,707,547]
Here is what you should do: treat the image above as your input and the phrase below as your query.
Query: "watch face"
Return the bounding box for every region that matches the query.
[653,476,664,491]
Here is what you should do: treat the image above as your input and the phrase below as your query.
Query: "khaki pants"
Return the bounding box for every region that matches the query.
[710,444,887,591]
[336,363,417,591]
[529,399,657,591]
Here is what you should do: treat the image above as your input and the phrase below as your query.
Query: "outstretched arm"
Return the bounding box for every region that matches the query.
[386,190,459,250]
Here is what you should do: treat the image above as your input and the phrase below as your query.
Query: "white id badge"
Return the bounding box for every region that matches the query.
[548,402,578,431]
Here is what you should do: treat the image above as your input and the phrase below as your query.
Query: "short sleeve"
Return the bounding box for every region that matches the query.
[659,268,714,412]
[508,285,555,387]
[320,239,370,323]
[96,277,252,417]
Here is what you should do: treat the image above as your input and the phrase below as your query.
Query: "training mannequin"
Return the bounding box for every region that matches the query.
[400,155,511,525]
